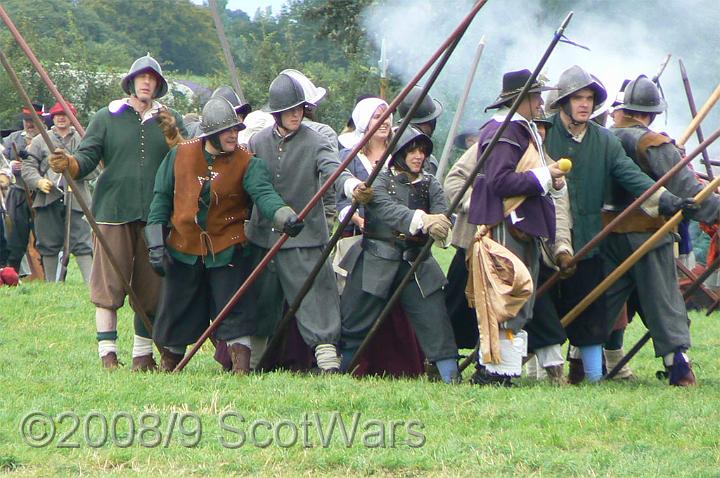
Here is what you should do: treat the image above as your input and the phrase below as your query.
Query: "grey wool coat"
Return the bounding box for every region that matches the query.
[340,168,448,299]
[22,127,98,211]
[246,123,356,249]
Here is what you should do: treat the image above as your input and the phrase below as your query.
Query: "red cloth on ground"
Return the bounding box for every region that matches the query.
[0,267,19,286]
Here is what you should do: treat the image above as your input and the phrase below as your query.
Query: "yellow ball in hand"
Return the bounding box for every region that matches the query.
[557,158,573,172]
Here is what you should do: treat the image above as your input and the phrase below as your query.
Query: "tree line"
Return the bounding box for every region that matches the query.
[0,0,381,134]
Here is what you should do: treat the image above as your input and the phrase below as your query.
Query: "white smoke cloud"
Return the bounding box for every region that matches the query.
[362,0,720,162]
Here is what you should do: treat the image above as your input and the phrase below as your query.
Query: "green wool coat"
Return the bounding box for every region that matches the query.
[74,101,186,223]
[544,114,657,258]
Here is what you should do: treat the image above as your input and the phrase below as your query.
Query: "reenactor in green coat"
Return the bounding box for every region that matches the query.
[50,54,186,371]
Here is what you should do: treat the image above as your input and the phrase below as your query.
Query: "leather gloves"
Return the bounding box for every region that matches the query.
[36,178,53,194]
[658,190,698,217]
[422,213,452,242]
[272,206,304,237]
[49,149,80,178]
[143,224,167,277]
[352,183,374,204]
[156,109,183,148]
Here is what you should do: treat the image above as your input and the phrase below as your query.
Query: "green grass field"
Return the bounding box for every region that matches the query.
[1,253,720,477]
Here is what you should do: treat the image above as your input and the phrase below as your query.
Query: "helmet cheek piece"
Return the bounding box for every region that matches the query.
[205,133,223,152]
[207,133,223,151]
[560,96,593,125]
[272,108,304,132]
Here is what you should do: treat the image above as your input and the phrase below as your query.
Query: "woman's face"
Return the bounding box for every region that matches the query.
[368,106,391,141]
[404,147,426,174]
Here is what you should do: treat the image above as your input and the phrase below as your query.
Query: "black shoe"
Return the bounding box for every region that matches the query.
[469,364,514,387]
[425,360,442,382]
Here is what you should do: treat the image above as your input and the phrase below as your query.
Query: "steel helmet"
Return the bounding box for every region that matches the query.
[611,79,632,108]
[532,108,554,130]
[121,53,168,98]
[199,97,245,138]
[389,126,433,170]
[397,85,443,124]
[620,75,667,114]
[280,69,327,106]
[212,85,251,117]
[266,73,307,113]
[550,65,607,110]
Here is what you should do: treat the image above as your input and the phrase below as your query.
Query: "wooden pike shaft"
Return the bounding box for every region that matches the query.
[537,126,720,298]
[177,0,493,373]
[560,174,720,328]
[0,46,154,335]
[604,252,720,380]
[436,36,485,179]
[679,58,713,179]
[678,83,720,146]
[208,0,247,104]
[0,5,85,136]
[675,259,719,304]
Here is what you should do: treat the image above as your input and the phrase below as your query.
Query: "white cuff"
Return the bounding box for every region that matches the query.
[640,187,664,218]
[530,166,552,195]
[343,177,362,198]
[410,210,425,235]
[338,205,352,223]
[550,182,567,199]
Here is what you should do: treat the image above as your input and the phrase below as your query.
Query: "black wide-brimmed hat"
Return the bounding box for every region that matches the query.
[532,108,553,130]
[486,69,555,111]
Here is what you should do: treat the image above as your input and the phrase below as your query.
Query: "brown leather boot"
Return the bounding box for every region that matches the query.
[228,343,251,375]
[159,348,184,373]
[101,352,119,370]
[131,354,157,372]
[567,357,585,385]
[544,364,567,385]
[425,361,442,382]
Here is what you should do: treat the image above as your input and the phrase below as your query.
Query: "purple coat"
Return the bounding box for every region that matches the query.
[468,118,556,240]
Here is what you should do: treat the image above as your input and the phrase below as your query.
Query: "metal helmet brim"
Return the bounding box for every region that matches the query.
[121,54,169,98]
